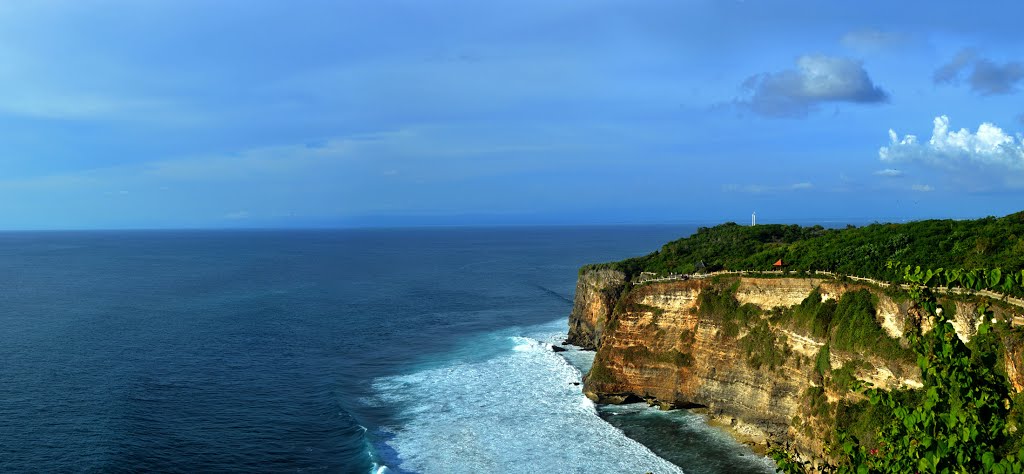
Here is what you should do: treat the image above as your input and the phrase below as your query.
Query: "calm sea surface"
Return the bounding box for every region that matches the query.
[0,227,775,473]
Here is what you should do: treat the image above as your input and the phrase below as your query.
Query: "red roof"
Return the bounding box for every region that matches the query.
[773,259,784,266]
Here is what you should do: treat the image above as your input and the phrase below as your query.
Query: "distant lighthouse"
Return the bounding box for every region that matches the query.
[752,212,756,226]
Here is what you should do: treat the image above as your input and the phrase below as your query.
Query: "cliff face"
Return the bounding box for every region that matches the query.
[564,268,625,349]
[570,270,1024,461]
[733,277,825,308]
[586,279,816,447]
[1008,338,1024,393]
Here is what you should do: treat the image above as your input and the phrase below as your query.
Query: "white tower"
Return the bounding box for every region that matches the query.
[752,212,756,226]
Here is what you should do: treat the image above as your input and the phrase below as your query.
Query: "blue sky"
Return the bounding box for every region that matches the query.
[2,1,1024,229]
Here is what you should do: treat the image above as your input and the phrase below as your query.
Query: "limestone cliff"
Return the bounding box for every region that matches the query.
[565,268,625,349]
[1008,338,1024,393]
[569,269,1024,463]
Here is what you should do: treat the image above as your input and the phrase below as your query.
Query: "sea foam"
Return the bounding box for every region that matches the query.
[370,320,682,473]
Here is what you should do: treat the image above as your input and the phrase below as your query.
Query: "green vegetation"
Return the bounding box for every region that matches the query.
[774,287,913,373]
[586,358,616,384]
[696,283,761,338]
[584,211,1024,293]
[787,288,836,339]
[679,329,696,344]
[739,319,791,371]
[620,345,693,367]
[693,282,793,370]
[832,390,924,455]
[804,386,830,421]
[694,279,908,375]
[815,343,831,378]
[583,213,1024,472]
[829,359,870,393]
[830,290,912,361]
[773,265,1024,473]
[585,214,1024,471]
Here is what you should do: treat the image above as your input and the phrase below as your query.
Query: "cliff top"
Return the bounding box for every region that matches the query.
[584,210,1024,285]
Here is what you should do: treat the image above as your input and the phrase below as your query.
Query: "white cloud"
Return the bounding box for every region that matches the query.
[879,115,1024,169]
[874,168,904,177]
[790,182,813,190]
[738,55,889,117]
[911,184,933,192]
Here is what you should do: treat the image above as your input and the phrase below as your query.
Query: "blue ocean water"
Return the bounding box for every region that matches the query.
[0,227,775,473]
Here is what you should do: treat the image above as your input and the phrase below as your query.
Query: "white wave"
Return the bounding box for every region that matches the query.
[510,336,544,353]
[371,319,683,473]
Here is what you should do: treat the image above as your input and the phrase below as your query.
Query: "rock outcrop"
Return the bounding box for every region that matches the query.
[569,269,1024,463]
[565,268,625,349]
[1008,338,1024,393]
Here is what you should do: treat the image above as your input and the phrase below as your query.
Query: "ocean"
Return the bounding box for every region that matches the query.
[0,227,776,473]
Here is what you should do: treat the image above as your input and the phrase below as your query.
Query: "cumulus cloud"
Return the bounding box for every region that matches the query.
[737,55,889,117]
[879,115,1024,169]
[875,168,904,177]
[934,49,1024,95]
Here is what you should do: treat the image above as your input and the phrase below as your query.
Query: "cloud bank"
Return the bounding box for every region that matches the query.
[738,55,889,117]
[934,49,1024,95]
[880,115,1024,169]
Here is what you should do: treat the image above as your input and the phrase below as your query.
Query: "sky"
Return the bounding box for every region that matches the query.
[2,1,1024,229]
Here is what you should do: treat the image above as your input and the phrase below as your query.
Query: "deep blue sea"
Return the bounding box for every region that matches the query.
[0,227,776,473]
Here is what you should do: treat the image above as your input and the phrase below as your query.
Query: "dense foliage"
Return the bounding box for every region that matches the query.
[740,319,791,371]
[829,290,909,361]
[788,288,836,339]
[695,283,761,337]
[585,211,1024,287]
[773,265,1024,473]
[774,289,914,364]
[692,280,909,377]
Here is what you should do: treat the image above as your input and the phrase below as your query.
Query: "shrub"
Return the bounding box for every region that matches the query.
[739,319,791,371]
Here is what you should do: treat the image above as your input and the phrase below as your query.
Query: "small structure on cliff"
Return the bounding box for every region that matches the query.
[773,259,785,270]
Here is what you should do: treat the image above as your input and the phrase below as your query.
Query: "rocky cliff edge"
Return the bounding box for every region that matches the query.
[568,269,1024,464]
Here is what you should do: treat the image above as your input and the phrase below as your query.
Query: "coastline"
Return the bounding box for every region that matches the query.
[701,412,770,455]
[568,266,1024,467]
[557,342,776,472]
